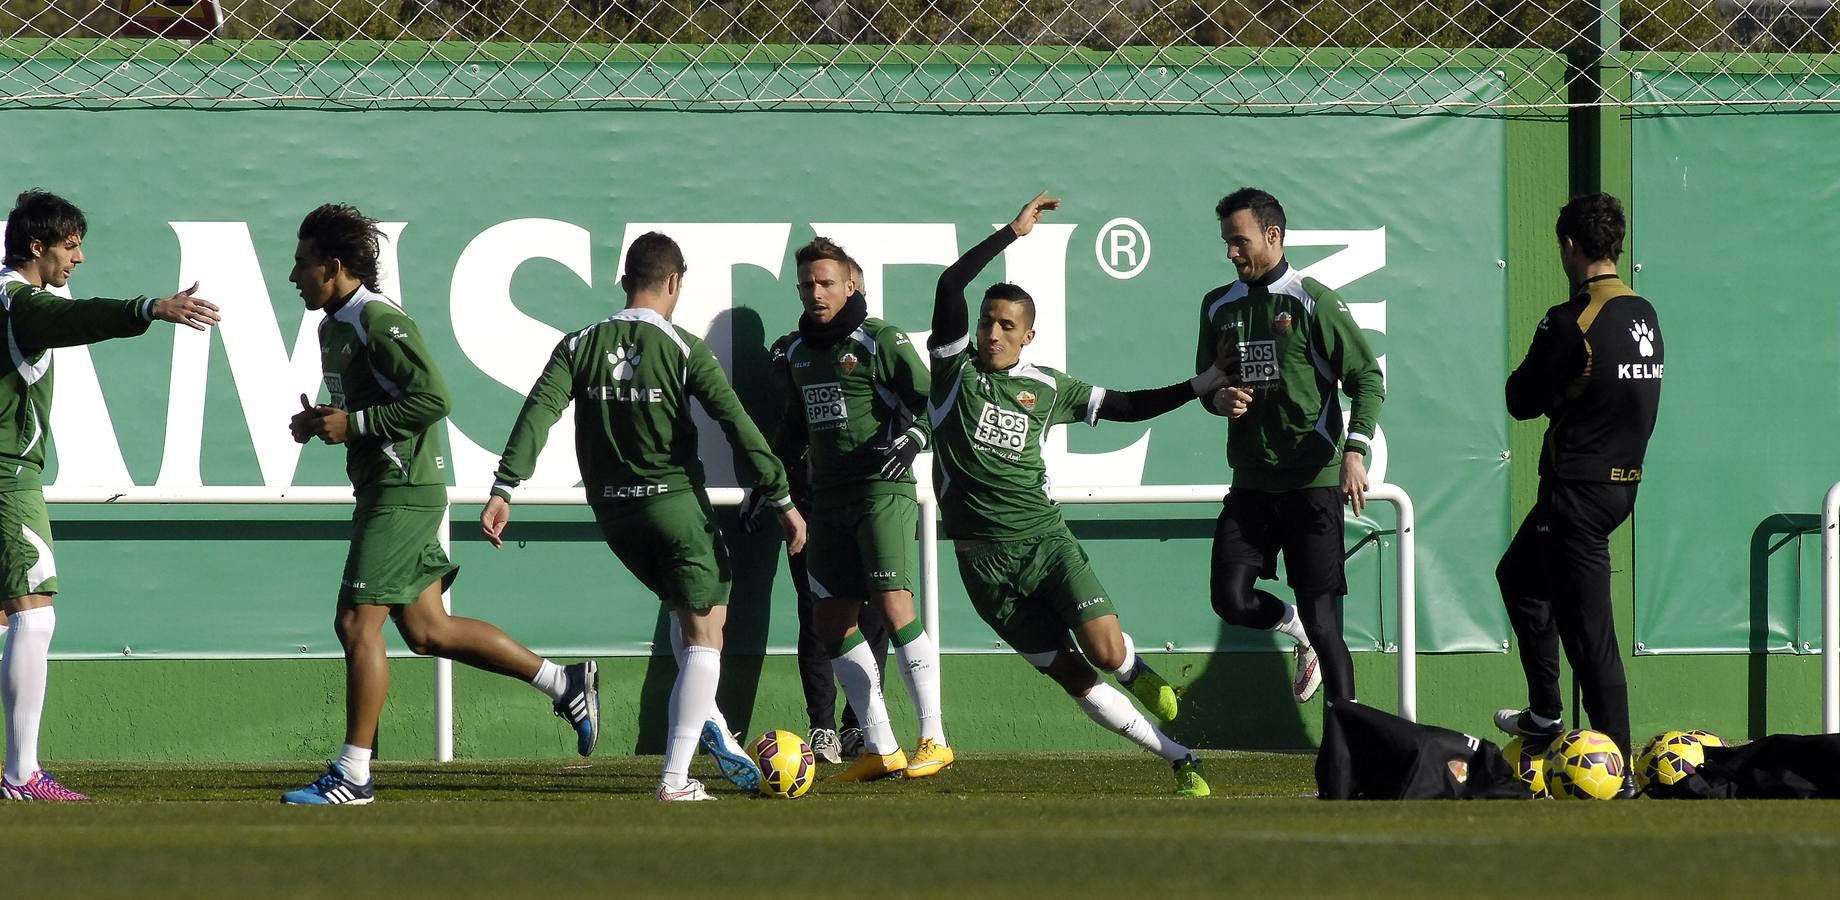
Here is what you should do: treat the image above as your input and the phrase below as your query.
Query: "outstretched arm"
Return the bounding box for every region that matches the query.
[930,191,1060,355]
[1095,345,1240,423]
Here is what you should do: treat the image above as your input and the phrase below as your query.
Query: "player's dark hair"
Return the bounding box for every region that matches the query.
[4,190,87,268]
[794,237,857,278]
[1214,187,1286,236]
[1555,192,1625,262]
[981,282,1036,328]
[297,203,383,292]
[623,231,687,293]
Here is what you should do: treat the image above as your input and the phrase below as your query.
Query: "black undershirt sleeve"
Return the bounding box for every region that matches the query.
[931,225,1020,351]
[1096,381,1196,423]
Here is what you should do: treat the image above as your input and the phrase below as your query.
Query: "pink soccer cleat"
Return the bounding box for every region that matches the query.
[2,770,90,801]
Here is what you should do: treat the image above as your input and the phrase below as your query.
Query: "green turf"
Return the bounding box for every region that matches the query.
[6,753,1840,897]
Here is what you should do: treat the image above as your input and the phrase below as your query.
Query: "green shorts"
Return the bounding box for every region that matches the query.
[591,488,731,610]
[806,493,917,600]
[953,528,1117,656]
[0,490,58,599]
[340,503,458,606]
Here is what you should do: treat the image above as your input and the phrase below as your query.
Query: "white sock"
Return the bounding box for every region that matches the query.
[1274,603,1311,646]
[670,618,743,755]
[1076,681,1190,763]
[530,659,567,701]
[833,639,898,755]
[662,645,721,788]
[337,743,373,784]
[1108,632,1141,684]
[2,606,55,785]
[895,631,945,744]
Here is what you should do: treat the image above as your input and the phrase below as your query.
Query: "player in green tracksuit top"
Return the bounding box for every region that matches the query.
[929,193,1237,797]
[0,189,220,803]
[745,237,951,783]
[481,231,807,802]
[1194,187,1386,799]
[282,204,595,807]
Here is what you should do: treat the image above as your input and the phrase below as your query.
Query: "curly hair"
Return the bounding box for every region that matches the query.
[298,204,383,291]
[4,190,87,268]
[1555,192,1625,262]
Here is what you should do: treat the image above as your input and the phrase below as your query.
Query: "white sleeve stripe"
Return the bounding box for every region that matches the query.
[139,298,156,320]
[1084,386,1105,426]
[904,424,927,448]
[491,478,518,496]
[930,334,970,359]
[352,410,367,436]
[1346,431,1371,446]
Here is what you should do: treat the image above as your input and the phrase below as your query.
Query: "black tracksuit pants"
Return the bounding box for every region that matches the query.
[790,546,889,733]
[1497,477,1637,758]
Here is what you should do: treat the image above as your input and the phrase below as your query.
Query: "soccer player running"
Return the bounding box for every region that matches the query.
[282,204,597,806]
[1195,188,1384,798]
[929,192,1235,797]
[481,232,807,802]
[1492,193,1661,798]
[0,190,221,802]
[751,263,893,765]
[739,237,949,782]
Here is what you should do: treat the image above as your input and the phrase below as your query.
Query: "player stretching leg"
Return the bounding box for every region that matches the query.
[481,232,806,802]
[927,193,1235,797]
[0,190,221,801]
[741,238,949,782]
[282,205,596,806]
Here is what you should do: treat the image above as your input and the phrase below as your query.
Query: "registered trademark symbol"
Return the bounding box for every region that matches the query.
[1095,217,1150,279]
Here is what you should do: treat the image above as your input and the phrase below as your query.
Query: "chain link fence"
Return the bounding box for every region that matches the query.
[2,0,1837,110]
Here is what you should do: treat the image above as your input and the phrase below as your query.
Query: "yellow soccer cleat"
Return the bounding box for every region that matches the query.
[831,748,908,782]
[1173,755,1211,798]
[903,738,956,779]
[1127,664,1180,722]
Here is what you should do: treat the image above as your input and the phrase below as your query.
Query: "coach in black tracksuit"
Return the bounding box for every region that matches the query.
[1492,193,1662,785]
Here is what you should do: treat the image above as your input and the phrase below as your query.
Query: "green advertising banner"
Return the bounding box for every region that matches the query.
[1631,70,1840,654]
[9,73,1513,658]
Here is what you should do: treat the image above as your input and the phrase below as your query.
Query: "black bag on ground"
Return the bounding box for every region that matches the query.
[1320,700,1528,800]
[1664,733,1840,799]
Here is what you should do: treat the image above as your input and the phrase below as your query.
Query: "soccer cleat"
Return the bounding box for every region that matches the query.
[1125,662,1180,722]
[809,727,843,764]
[831,748,908,782]
[656,778,717,802]
[280,764,374,806]
[1173,754,1211,797]
[699,719,761,793]
[903,738,955,779]
[1292,643,1322,703]
[1,770,89,802]
[1493,708,1563,739]
[1616,772,1640,800]
[553,660,600,757]
[838,727,865,760]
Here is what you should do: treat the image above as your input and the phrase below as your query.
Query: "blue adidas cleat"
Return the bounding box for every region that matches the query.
[281,764,374,806]
[554,660,600,757]
[699,719,761,793]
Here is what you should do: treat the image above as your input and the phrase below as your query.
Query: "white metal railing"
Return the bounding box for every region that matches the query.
[1051,484,1418,722]
[44,481,1415,758]
[1824,482,1840,733]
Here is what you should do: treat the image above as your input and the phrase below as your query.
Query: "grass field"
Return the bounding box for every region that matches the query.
[7,752,1840,898]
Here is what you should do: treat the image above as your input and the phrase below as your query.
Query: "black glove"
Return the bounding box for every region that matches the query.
[736,489,771,534]
[867,432,922,481]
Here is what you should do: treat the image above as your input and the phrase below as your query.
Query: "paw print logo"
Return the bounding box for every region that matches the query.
[608,345,642,381]
[1630,321,1655,358]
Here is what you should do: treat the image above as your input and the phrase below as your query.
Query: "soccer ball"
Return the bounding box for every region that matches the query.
[1543,729,1625,800]
[1636,730,1723,796]
[751,729,815,799]
[1501,735,1551,798]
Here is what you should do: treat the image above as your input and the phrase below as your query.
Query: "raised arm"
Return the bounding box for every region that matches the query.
[930,192,1060,355]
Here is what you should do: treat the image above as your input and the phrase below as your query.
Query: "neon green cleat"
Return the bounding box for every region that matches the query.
[1126,663,1179,721]
[1173,755,1211,797]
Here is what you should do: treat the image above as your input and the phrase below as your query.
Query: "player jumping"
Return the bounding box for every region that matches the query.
[927,192,1235,796]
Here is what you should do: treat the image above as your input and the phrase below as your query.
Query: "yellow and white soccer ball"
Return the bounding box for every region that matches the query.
[1502,735,1551,798]
[1543,729,1625,800]
[751,729,816,799]
[1636,729,1724,795]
